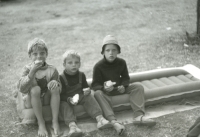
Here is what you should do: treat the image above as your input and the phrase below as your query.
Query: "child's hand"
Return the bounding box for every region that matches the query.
[70,98,78,105]
[104,86,114,92]
[117,86,125,93]
[68,97,78,105]
[83,88,91,96]
[47,80,58,91]
[31,60,43,73]
[104,81,115,92]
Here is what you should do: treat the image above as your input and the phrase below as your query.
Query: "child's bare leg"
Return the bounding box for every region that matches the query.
[24,94,32,108]
[50,87,60,135]
[30,86,48,137]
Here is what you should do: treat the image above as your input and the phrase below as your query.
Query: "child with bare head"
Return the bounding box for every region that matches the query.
[59,50,112,137]
[18,38,61,137]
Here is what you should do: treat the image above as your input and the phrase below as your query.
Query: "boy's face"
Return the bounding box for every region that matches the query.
[63,56,80,75]
[29,47,47,63]
[103,44,119,63]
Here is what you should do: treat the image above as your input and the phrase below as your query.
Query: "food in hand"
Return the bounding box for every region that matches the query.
[34,60,43,64]
[83,88,90,92]
[72,94,79,103]
[105,80,116,87]
[83,88,91,95]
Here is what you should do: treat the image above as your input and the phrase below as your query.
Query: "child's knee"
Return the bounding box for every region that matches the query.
[84,94,93,100]
[127,85,144,97]
[131,84,144,91]
[30,86,41,97]
[60,101,70,108]
[94,90,103,97]
[136,84,144,91]
[23,95,32,108]
[50,86,60,95]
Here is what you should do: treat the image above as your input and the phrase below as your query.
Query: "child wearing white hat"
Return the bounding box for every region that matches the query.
[92,35,156,136]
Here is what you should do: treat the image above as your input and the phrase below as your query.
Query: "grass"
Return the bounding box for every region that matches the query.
[0,0,200,136]
[89,108,200,137]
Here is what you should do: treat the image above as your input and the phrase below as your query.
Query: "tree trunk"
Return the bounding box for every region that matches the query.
[197,0,200,35]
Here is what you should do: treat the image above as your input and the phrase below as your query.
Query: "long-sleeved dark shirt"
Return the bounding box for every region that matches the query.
[91,57,130,96]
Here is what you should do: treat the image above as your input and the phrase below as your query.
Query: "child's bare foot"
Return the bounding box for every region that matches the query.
[38,122,48,137]
[52,121,60,136]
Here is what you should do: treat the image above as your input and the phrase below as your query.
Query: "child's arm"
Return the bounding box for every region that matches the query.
[17,65,36,94]
[120,60,130,88]
[91,66,105,91]
[92,67,115,93]
[49,69,61,91]
[82,73,91,95]
[18,62,45,94]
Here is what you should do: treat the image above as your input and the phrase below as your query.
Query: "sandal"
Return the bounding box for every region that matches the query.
[68,125,83,137]
[133,115,156,126]
[97,117,112,129]
[112,121,125,136]
[51,126,60,137]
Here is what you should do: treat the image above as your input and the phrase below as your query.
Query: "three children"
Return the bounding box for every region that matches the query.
[18,36,156,136]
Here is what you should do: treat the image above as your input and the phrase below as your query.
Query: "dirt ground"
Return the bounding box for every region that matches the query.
[0,0,199,136]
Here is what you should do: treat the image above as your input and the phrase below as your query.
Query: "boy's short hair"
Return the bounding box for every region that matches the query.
[28,38,48,56]
[62,50,81,63]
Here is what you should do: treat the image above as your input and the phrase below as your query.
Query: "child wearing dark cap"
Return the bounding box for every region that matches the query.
[92,35,156,136]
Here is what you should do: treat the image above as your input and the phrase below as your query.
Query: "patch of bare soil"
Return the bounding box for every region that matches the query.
[0,0,198,136]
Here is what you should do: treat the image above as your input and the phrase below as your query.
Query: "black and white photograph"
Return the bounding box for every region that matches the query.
[1,0,200,137]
